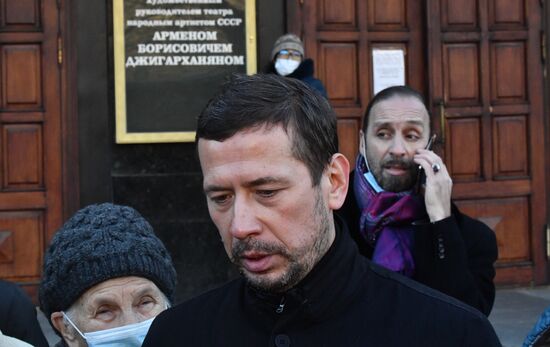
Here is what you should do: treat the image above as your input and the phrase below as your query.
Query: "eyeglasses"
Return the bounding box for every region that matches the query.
[277,49,302,59]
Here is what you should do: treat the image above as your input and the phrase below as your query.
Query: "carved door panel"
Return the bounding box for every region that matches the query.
[428,0,547,284]
[288,0,426,163]
[0,0,63,297]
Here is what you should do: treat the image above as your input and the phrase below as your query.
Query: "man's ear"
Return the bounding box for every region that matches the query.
[51,312,79,345]
[326,153,350,210]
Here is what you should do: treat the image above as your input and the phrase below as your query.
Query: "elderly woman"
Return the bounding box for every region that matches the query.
[39,203,177,347]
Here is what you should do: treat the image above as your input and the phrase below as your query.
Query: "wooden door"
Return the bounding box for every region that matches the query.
[288,0,426,163]
[290,0,548,285]
[428,0,547,285]
[0,0,64,298]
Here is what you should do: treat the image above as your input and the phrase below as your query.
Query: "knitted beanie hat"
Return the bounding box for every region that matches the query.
[271,33,304,60]
[39,203,177,319]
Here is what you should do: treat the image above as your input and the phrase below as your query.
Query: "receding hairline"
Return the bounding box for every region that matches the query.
[363,87,429,131]
[370,94,427,114]
[366,94,430,131]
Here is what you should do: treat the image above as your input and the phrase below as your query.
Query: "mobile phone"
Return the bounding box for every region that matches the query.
[414,134,437,194]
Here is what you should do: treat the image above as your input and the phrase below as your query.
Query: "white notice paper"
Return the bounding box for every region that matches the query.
[372,49,405,95]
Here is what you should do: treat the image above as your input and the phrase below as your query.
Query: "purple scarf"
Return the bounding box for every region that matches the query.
[354,155,426,277]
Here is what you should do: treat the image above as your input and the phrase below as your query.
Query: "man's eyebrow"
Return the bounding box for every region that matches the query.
[373,120,425,128]
[203,185,227,194]
[243,176,290,188]
[204,176,289,194]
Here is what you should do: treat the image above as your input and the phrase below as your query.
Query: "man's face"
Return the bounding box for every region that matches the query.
[61,276,168,346]
[198,126,336,293]
[364,96,430,192]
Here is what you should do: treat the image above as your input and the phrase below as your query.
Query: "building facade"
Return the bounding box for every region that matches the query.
[0,0,549,303]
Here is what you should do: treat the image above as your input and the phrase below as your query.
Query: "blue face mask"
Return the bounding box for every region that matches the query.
[62,312,154,347]
[359,145,384,193]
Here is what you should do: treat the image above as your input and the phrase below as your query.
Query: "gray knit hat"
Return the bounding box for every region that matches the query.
[39,203,177,319]
[271,33,304,60]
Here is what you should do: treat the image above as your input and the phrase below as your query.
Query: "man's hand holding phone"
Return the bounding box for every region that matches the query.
[414,134,452,222]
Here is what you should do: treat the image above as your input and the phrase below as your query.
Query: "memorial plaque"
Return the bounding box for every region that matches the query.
[113,0,256,143]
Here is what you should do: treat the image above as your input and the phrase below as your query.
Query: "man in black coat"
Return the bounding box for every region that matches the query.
[143,74,501,346]
[336,85,498,316]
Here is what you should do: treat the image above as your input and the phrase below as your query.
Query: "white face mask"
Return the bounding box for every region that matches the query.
[359,135,384,193]
[274,58,300,76]
[62,312,154,347]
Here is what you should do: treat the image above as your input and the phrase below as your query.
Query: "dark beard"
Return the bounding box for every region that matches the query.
[231,238,301,293]
[371,158,419,192]
[231,188,332,293]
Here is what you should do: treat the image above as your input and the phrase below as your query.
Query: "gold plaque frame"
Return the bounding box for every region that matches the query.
[113,0,257,143]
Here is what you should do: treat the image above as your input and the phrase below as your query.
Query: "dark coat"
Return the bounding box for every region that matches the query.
[336,171,498,316]
[143,217,501,347]
[0,280,49,347]
[265,58,328,98]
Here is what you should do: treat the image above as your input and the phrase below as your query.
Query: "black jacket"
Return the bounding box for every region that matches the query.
[336,171,498,316]
[143,217,500,347]
[265,58,328,98]
[0,280,49,347]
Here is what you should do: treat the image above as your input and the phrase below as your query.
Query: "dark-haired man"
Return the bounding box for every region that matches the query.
[337,85,498,316]
[143,74,500,346]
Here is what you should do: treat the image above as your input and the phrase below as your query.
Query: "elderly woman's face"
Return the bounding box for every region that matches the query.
[68,276,167,335]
